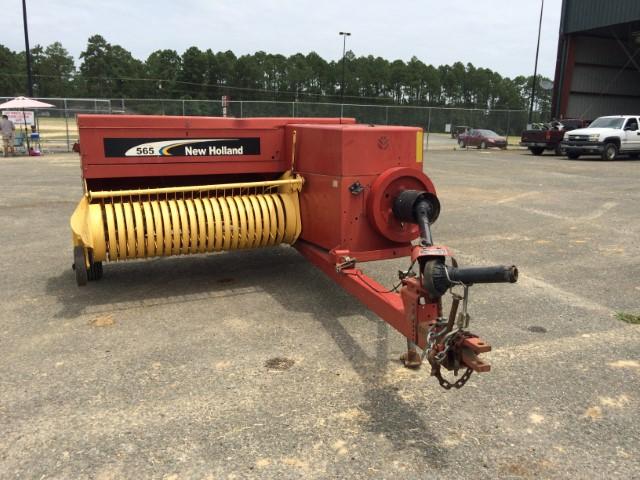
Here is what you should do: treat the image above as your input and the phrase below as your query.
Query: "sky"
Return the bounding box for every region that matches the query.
[1,0,562,79]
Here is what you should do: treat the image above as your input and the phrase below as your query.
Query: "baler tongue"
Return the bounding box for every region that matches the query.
[395,188,518,389]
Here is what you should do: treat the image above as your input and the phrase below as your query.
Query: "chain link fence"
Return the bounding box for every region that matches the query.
[1,96,542,152]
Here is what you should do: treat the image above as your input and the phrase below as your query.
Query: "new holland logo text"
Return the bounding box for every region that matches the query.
[103,137,260,158]
[183,144,243,156]
[125,139,243,157]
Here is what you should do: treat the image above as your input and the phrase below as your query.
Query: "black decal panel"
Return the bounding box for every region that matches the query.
[103,138,261,157]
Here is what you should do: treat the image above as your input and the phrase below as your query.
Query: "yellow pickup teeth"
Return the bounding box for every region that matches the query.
[70,175,304,263]
[99,192,298,261]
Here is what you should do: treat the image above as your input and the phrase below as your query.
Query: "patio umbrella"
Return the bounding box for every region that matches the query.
[0,96,54,153]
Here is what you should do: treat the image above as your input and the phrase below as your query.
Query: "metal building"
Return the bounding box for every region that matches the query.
[552,0,640,120]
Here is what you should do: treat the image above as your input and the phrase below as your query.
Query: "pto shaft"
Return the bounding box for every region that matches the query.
[392,190,441,246]
[447,265,519,285]
[423,260,518,298]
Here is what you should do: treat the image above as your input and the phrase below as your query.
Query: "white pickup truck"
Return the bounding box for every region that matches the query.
[561,115,640,160]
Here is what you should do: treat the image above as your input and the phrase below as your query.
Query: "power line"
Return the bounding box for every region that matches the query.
[0,72,399,103]
[0,72,543,110]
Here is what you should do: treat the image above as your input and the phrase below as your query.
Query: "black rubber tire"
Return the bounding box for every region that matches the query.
[73,246,88,286]
[567,151,580,160]
[458,140,466,148]
[480,141,487,149]
[530,147,544,156]
[88,261,103,281]
[601,143,618,161]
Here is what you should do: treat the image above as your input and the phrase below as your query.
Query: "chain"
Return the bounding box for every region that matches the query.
[421,316,448,361]
[423,319,475,389]
[422,284,475,389]
[433,366,474,390]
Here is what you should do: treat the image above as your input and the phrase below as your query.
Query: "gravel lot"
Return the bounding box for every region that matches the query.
[1,148,639,479]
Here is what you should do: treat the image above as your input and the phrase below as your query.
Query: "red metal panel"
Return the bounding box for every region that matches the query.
[298,173,417,257]
[77,115,355,180]
[291,123,430,261]
[83,161,293,180]
[80,128,286,179]
[288,124,422,176]
[297,173,342,250]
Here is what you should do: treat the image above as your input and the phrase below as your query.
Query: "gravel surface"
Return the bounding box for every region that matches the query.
[1,149,639,479]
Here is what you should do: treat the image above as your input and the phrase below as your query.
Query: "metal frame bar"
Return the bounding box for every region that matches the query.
[88,176,303,200]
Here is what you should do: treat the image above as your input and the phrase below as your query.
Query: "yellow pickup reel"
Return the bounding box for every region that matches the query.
[70,173,303,285]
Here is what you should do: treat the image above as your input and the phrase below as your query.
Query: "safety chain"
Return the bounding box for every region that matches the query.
[433,366,473,390]
[426,329,475,389]
[423,319,476,389]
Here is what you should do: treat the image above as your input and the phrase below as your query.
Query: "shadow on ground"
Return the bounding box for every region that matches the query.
[44,246,448,467]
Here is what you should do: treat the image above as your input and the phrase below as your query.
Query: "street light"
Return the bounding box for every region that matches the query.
[528,0,544,124]
[339,32,351,105]
[22,0,34,97]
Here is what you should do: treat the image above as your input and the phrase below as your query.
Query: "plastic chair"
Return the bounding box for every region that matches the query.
[13,133,27,154]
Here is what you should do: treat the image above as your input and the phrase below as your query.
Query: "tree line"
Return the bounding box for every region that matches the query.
[0,35,552,113]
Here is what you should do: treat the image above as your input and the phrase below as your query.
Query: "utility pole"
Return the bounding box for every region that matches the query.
[528,0,544,124]
[22,0,34,97]
[339,32,351,106]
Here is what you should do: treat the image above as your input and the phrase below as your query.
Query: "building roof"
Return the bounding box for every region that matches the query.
[562,0,640,34]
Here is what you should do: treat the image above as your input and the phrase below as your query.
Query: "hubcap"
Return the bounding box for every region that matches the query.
[607,146,616,159]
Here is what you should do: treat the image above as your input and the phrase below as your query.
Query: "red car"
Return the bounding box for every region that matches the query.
[458,129,507,149]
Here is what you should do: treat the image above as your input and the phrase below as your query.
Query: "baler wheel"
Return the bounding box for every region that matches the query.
[88,260,103,281]
[73,246,88,286]
[86,250,103,281]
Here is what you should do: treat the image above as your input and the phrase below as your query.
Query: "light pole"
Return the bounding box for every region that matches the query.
[339,32,351,105]
[22,0,34,97]
[528,0,544,124]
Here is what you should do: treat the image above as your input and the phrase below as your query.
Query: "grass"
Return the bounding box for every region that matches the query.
[615,312,640,324]
[37,117,78,139]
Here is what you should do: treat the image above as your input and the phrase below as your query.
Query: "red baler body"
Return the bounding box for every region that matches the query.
[72,115,505,386]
